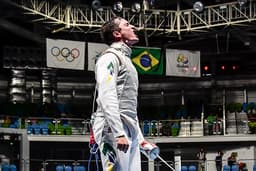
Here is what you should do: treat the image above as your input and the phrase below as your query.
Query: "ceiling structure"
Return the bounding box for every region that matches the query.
[1,0,256,62]
[0,0,256,108]
[1,0,256,79]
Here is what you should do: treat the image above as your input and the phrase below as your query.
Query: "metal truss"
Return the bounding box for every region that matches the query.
[13,0,256,36]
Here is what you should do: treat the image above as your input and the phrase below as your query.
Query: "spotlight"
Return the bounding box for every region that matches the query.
[193,1,204,12]
[92,0,102,11]
[221,65,225,70]
[203,65,209,71]
[131,2,141,13]
[113,1,123,13]
[238,0,247,6]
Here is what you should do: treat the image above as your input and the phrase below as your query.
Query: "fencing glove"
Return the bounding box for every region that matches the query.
[140,141,160,160]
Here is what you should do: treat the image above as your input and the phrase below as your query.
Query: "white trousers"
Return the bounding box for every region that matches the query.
[92,114,142,171]
[99,127,141,171]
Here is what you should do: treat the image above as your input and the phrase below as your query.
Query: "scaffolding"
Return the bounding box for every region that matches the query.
[10,0,256,36]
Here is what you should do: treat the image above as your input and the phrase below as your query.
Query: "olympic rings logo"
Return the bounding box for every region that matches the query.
[51,46,80,62]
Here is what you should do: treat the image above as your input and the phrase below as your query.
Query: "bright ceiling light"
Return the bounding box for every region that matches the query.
[113,1,123,13]
[193,1,204,12]
[238,0,247,6]
[131,2,141,13]
[92,0,102,11]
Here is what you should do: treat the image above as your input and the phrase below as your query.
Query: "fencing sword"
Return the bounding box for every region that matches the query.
[157,155,176,171]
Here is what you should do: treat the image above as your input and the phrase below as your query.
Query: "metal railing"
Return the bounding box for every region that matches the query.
[1,115,256,137]
[28,158,256,171]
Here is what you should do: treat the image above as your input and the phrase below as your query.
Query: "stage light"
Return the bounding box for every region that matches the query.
[202,64,212,77]
[238,0,247,6]
[203,65,209,71]
[202,63,210,72]
[113,1,123,13]
[221,65,225,70]
[131,2,141,13]
[92,0,102,11]
[193,1,204,12]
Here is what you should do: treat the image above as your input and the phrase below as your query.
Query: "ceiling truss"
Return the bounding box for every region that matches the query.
[8,0,256,36]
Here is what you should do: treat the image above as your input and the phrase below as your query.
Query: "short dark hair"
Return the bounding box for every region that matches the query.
[100,16,122,45]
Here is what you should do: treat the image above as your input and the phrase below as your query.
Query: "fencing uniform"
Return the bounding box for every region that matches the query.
[92,41,144,171]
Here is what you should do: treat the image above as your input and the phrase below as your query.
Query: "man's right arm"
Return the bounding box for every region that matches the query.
[95,53,127,138]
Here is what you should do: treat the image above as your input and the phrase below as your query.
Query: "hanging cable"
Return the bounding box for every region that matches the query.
[88,87,99,171]
[88,141,99,171]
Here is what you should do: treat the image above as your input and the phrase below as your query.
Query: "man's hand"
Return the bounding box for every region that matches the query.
[140,140,160,160]
[116,136,129,153]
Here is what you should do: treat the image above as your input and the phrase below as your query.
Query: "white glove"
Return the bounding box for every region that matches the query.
[140,141,160,160]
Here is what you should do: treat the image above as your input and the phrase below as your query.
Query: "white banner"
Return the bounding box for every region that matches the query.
[46,38,85,70]
[166,49,201,77]
[87,42,109,71]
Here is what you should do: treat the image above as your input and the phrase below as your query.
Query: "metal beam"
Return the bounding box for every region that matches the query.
[7,0,256,38]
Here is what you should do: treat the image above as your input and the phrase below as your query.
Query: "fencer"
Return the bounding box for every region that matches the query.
[91,16,160,171]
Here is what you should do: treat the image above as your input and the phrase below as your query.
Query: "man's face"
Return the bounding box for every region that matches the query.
[115,18,139,46]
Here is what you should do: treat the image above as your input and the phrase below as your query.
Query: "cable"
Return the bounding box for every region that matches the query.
[88,143,99,171]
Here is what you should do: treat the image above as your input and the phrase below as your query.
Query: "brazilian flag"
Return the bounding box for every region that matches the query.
[131,47,164,75]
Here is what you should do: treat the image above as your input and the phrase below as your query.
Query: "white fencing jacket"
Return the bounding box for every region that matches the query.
[92,41,144,144]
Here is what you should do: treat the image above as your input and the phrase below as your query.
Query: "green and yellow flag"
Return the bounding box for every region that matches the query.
[131,47,164,75]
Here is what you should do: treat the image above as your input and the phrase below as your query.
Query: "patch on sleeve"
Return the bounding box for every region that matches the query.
[107,62,114,75]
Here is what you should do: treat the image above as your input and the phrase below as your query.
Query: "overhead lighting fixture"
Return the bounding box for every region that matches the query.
[113,1,123,13]
[92,0,103,11]
[193,1,204,12]
[131,2,141,13]
[238,0,247,6]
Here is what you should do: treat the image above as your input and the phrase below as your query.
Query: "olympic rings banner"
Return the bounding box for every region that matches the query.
[46,38,85,70]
